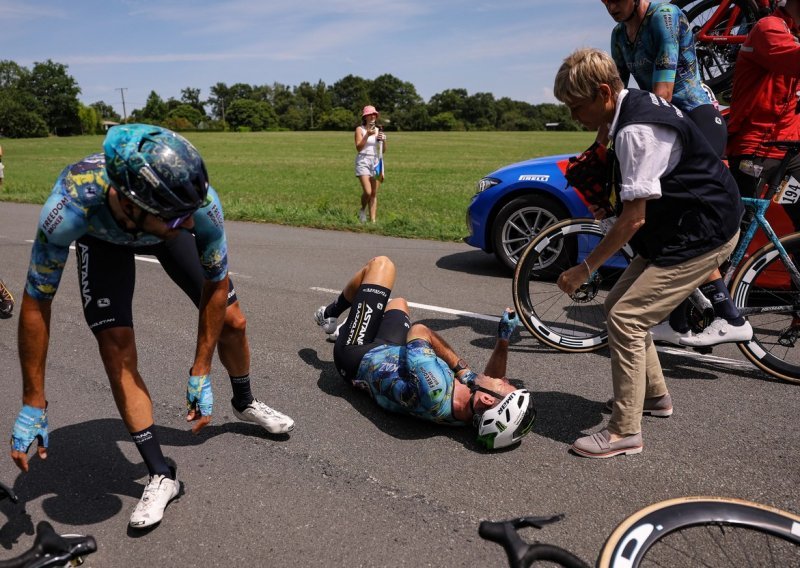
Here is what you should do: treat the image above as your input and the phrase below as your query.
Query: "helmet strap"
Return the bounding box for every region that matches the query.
[115,192,149,232]
[468,384,504,418]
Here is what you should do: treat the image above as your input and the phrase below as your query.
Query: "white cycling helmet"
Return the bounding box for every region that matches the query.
[474,388,536,450]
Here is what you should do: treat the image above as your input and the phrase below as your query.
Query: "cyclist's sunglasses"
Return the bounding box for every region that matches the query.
[160,211,193,229]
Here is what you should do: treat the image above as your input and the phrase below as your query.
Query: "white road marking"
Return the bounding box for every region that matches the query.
[311,287,499,322]
[311,287,751,371]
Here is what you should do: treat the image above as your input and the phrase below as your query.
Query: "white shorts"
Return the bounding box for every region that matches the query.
[355,154,376,177]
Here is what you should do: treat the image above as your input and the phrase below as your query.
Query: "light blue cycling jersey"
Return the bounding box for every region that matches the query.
[353,338,464,425]
[26,153,228,300]
[611,1,710,112]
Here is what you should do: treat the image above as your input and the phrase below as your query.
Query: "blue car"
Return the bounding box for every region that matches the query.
[465,153,591,271]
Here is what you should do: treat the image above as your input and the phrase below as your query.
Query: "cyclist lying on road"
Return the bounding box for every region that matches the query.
[314,255,535,450]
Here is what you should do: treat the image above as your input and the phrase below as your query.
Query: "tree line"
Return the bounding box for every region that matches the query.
[0,59,582,138]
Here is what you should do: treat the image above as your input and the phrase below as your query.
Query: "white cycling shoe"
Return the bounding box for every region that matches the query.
[232,399,295,434]
[129,468,179,529]
[314,306,339,335]
[680,318,753,347]
[649,321,693,346]
[326,322,344,343]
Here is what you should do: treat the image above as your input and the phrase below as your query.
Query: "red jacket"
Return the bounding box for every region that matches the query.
[726,7,800,159]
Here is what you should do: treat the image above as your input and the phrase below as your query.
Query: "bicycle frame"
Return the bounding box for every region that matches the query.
[692,0,750,44]
[721,144,800,317]
[726,196,800,282]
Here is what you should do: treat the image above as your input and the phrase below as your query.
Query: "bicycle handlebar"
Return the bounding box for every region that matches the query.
[1,483,97,568]
[763,140,800,152]
[479,515,589,568]
[0,522,97,568]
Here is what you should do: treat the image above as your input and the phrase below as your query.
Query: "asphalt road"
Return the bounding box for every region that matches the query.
[0,202,797,567]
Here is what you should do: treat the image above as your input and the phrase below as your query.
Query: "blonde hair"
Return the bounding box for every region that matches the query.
[553,48,624,105]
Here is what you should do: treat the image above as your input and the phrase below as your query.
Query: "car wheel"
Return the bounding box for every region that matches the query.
[491,195,566,271]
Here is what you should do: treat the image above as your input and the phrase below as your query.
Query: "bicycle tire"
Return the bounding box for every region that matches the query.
[681,0,758,101]
[512,219,634,353]
[597,496,800,568]
[731,231,800,384]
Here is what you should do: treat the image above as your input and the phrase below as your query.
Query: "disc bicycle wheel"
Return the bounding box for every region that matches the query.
[512,219,634,353]
[597,496,800,567]
[730,232,800,384]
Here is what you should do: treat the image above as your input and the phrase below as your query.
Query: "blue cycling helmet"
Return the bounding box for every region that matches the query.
[103,124,208,219]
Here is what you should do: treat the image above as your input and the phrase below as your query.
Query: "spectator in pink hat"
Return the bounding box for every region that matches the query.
[354,105,387,223]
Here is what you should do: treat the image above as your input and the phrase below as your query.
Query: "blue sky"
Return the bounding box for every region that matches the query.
[2,0,612,117]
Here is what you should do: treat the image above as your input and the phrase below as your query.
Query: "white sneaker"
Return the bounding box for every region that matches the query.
[315,305,338,334]
[680,318,753,347]
[232,399,294,434]
[649,321,693,345]
[358,208,367,224]
[129,468,179,529]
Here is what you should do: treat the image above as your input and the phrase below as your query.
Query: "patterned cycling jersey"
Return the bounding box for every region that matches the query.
[353,338,464,425]
[611,2,710,112]
[26,153,228,300]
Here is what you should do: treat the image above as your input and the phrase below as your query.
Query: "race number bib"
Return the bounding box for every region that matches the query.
[773,175,800,205]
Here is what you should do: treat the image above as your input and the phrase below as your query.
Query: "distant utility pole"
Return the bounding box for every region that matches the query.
[116,87,128,122]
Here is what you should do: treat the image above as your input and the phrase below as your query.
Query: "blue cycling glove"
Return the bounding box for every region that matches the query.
[186,374,213,417]
[459,370,478,388]
[11,404,49,453]
[498,310,521,341]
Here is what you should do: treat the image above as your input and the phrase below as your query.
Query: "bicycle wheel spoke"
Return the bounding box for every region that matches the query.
[637,524,799,567]
[513,219,630,352]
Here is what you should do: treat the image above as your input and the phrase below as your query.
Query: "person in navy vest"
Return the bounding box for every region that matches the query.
[553,48,744,459]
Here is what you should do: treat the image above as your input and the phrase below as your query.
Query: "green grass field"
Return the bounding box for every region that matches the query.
[0,131,594,241]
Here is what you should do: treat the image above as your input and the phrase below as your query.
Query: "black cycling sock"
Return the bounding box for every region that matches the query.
[668,299,691,333]
[701,280,745,325]
[131,426,172,478]
[325,293,351,319]
[230,374,254,410]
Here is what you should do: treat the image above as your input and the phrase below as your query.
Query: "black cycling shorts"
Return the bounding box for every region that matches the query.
[75,230,237,334]
[333,284,410,381]
[687,103,727,158]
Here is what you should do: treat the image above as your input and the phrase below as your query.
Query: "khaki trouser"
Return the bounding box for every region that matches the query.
[605,233,738,436]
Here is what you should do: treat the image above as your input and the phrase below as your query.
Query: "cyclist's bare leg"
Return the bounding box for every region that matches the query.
[343,255,396,300]
[96,327,154,431]
[217,301,249,377]
[318,256,397,329]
